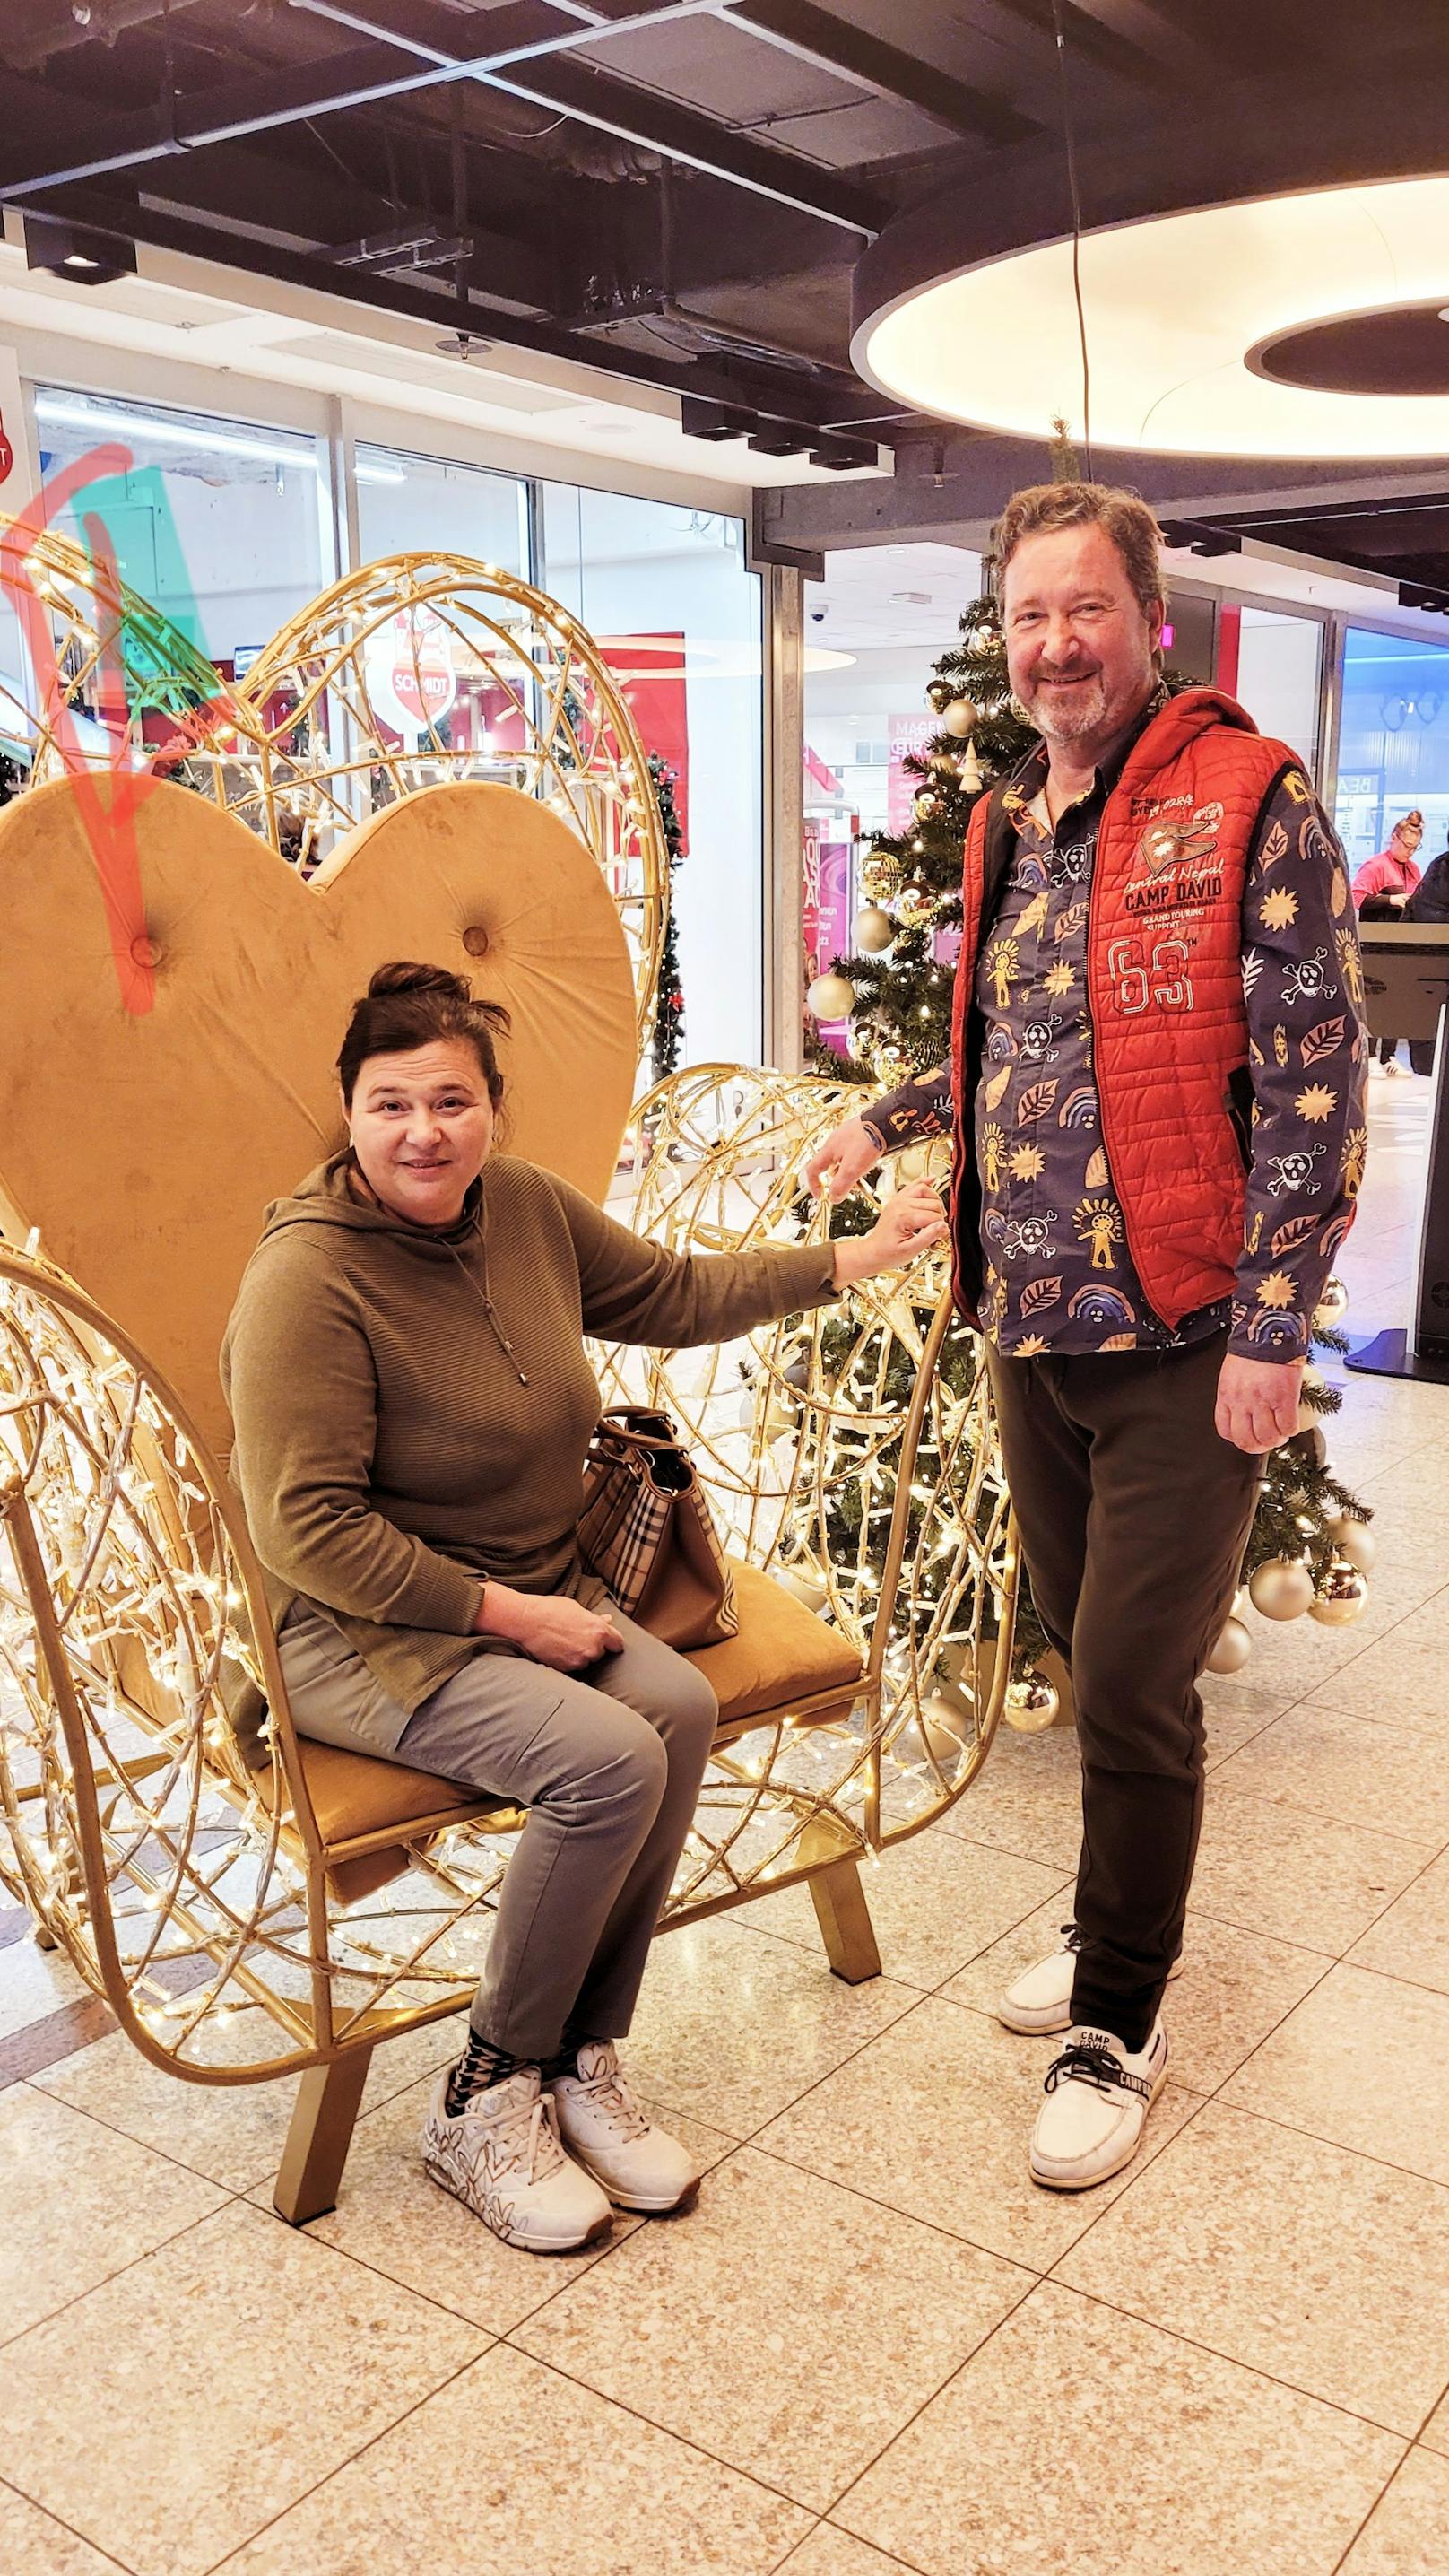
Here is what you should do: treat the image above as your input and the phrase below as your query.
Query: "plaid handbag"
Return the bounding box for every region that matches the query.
[577,1405,739,1650]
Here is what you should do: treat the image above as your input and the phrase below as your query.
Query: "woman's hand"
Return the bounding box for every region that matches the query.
[832,1180,949,1287]
[476,1581,625,1671]
[804,1116,886,1203]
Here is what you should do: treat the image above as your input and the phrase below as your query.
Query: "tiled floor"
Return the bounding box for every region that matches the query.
[4,1073,1449,2574]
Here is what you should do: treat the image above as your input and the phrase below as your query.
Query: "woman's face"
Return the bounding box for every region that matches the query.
[345,1037,496,1228]
[1393,822,1423,864]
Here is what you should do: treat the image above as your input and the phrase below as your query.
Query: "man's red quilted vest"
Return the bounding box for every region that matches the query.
[949,688,1292,1329]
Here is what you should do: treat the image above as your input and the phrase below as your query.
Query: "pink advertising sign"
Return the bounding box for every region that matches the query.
[888,712,936,834]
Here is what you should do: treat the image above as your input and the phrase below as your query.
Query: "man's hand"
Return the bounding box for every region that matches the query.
[476,1582,625,1671]
[1216,1352,1305,1455]
[832,1181,949,1285]
[805,1115,885,1203]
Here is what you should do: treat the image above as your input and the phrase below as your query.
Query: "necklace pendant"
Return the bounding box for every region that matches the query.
[517,1368,530,1385]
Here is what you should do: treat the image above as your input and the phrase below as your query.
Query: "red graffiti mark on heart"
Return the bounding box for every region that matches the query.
[0,448,240,1015]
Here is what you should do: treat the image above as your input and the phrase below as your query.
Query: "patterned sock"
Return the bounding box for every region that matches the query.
[445,2026,533,2117]
[540,2028,606,2084]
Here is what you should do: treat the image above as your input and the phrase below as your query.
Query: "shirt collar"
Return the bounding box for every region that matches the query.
[1005,679,1169,822]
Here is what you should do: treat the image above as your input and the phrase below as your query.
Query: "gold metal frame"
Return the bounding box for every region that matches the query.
[0,1066,1015,2221]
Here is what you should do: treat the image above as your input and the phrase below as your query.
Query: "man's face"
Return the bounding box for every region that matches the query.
[1002,523,1162,761]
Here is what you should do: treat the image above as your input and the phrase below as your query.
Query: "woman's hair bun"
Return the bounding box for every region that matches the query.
[366,959,471,1005]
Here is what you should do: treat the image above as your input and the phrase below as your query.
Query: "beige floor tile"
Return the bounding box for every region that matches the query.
[268,2067,734,2334]
[933,1725,1084,1872]
[1057,2100,1449,2432]
[1421,2387,1449,2455]
[780,2528,917,2575]
[0,2482,121,2575]
[0,2083,224,2346]
[946,1908,1331,2094]
[514,2145,1027,2511]
[755,1994,1200,2271]
[224,2344,811,2574]
[0,1933,92,2042]
[1338,2450,1449,2573]
[1210,1701,1449,1845]
[1222,1963,1449,2185]
[1198,1675,1298,1768]
[1188,1788,1434,1953]
[835,2281,1402,2576]
[621,1916,917,2137]
[1349,1849,1449,1995]
[0,2200,487,2576]
[31,2006,461,2193]
[1317,1615,1449,1737]
[744,1830,1070,1991]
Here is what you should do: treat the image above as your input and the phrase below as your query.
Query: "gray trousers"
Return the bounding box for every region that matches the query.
[278,1589,719,2059]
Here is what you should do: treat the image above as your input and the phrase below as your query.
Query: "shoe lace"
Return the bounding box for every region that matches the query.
[1044,2041,1151,2102]
[1061,1924,1083,1953]
[485,2086,567,2183]
[575,2058,651,2145]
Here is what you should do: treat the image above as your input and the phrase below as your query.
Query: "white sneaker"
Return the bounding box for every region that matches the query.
[1369,1057,1387,1077]
[1385,1056,1403,1075]
[549,2041,699,2214]
[996,1924,1184,2036]
[421,2065,613,2251]
[1030,2022,1168,2191]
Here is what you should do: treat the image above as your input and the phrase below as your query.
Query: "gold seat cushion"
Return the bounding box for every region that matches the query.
[685,1561,863,1733]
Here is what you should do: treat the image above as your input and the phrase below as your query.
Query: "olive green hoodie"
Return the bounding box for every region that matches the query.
[221,1149,838,1733]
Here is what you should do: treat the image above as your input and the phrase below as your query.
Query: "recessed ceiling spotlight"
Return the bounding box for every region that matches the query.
[889,590,933,605]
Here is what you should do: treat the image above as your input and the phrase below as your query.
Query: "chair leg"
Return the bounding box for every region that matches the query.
[32,1918,58,1952]
[273,2046,374,2226]
[808,1854,882,1985]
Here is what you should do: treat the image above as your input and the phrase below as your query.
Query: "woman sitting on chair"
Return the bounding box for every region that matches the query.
[222,962,944,2254]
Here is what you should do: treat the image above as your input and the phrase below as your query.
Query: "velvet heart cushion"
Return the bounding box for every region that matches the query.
[0,774,637,1456]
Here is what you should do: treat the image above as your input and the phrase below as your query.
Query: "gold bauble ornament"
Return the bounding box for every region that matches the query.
[1004,1669,1060,1733]
[853,904,894,953]
[1204,1614,1253,1675]
[895,880,935,927]
[807,970,855,1021]
[872,1038,911,1082]
[941,696,978,737]
[919,1692,971,1762]
[1247,1558,1316,1622]
[862,853,896,902]
[773,1565,828,1612]
[1314,1277,1349,1328]
[930,752,960,778]
[1308,1560,1368,1624]
[1327,1513,1375,1574]
[913,789,939,822]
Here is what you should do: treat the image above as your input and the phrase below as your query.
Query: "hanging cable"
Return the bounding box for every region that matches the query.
[1051,0,1093,479]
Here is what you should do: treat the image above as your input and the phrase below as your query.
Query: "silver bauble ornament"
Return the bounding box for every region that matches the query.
[1314,1277,1349,1329]
[854,904,894,953]
[807,970,855,1022]
[1308,1560,1368,1624]
[1204,1614,1253,1675]
[1004,1670,1060,1734]
[941,697,978,738]
[1328,1513,1375,1574]
[1247,1558,1316,1622]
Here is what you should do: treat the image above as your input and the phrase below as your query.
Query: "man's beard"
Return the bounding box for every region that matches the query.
[1022,668,1111,748]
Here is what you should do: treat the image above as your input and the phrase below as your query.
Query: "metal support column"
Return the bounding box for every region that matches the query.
[762,560,806,1074]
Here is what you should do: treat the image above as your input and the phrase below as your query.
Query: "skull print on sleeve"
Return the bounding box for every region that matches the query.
[1231,773,1368,1364]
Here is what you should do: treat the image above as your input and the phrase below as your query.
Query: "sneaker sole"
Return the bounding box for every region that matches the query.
[422,2156,614,2251]
[1028,2056,1170,2193]
[600,2174,701,2216]
[997,1955,1185,2039]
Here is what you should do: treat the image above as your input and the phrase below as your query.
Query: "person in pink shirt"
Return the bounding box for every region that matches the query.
[1355,810,1424,1070]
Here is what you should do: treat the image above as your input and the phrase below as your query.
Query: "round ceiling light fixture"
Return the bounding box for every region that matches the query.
[853,175,1449,460]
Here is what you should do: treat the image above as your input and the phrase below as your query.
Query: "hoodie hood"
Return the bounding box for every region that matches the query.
[257,1149,484,1258]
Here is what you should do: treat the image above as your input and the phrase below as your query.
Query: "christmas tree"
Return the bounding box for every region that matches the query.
[800,593,1374,1710]
[806,595,1032,1085]
[649,753,686,1084]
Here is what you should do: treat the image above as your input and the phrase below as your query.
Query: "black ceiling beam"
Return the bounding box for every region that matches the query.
[1064,0,1218,77]
[33,178,852,422]
[1,0,883,234]
[285,0,886,233]
[720,1,1039,144]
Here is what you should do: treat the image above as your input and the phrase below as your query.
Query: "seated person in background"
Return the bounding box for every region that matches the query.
[1355,811,1424,1071]
[222,961,945,2255]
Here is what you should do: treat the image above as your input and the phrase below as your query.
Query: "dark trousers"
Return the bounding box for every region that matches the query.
[986,1331,1262,2051]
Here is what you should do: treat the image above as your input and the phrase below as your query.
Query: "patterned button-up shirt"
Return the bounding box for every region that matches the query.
[864,704,1367,1362]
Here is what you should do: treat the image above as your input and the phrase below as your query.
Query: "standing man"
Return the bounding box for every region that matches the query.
[807,483,1366,2191]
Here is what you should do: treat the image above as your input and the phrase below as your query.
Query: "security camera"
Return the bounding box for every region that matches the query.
[810,608,828,623]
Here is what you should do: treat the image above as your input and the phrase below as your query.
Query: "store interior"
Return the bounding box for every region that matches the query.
[3,6,1449,2573]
